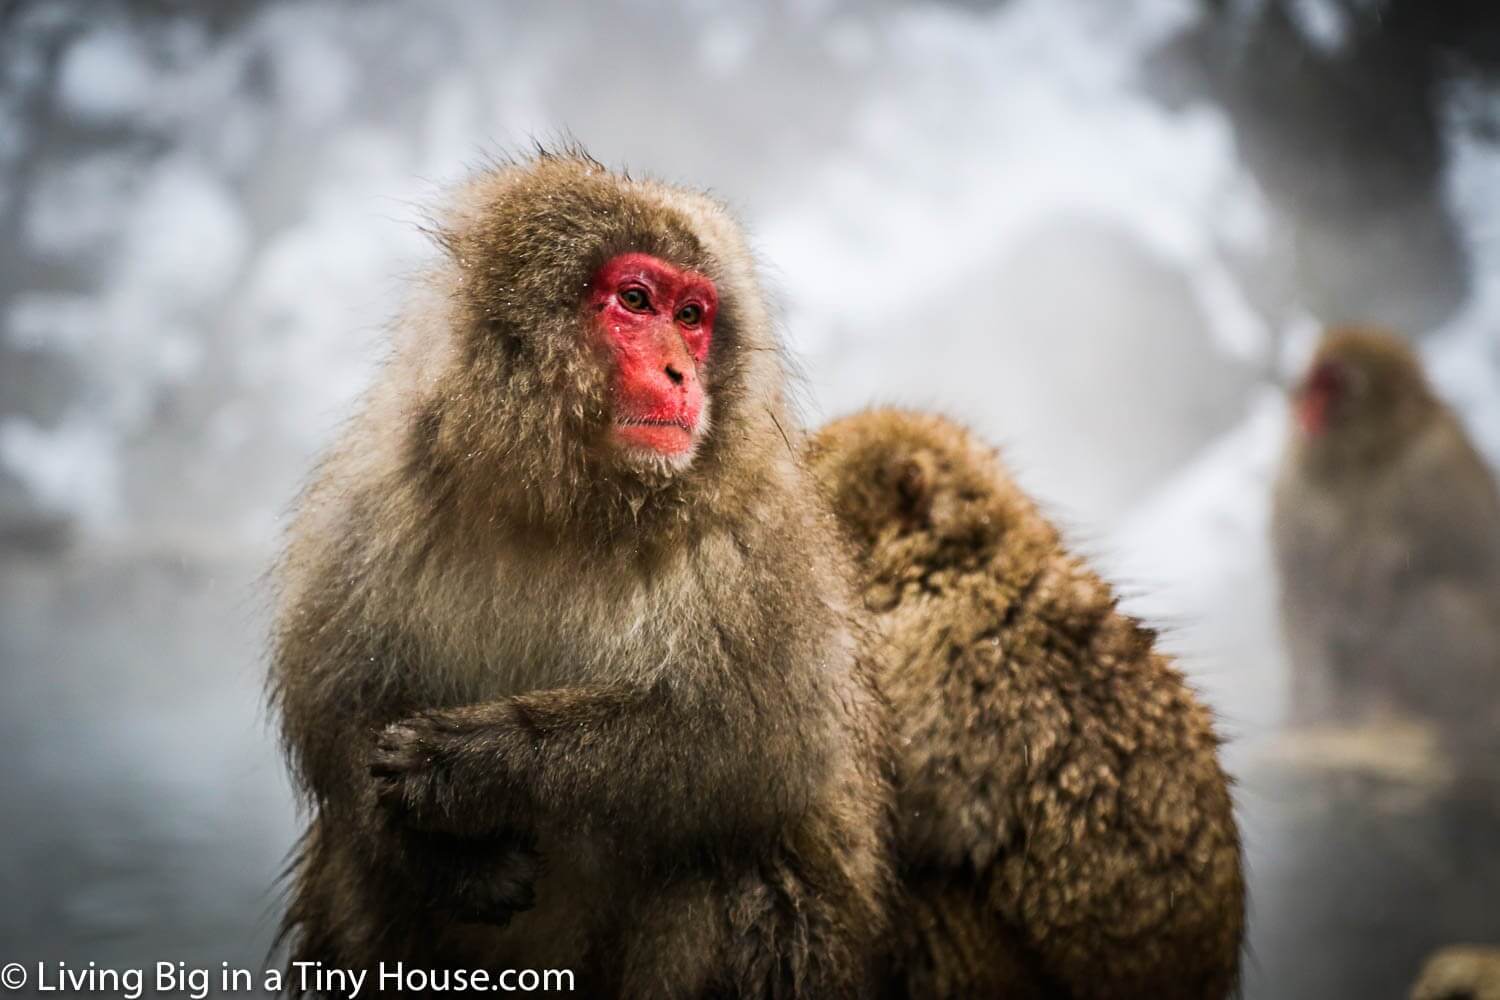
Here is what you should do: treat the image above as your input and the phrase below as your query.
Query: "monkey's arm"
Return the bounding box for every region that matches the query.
[274,622,544,925]
[372,677,825,849]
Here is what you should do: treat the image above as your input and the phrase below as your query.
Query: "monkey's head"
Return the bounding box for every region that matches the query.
[808,409,1013,578]
[408,149,790,535]
[1289,325,1438,472]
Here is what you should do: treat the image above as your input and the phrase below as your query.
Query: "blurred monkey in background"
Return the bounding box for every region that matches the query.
[1272,326,1500,780]
[1273,327,1500,1000]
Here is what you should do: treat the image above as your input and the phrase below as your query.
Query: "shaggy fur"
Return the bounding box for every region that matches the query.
[269,149,892,997]
[808,409,1245,999]
[1273,326,1500,750]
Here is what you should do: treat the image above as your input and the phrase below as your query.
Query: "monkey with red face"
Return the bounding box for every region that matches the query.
[270,150,892,997]
[1272,325,1500,756]
[1268,327,1500,1000]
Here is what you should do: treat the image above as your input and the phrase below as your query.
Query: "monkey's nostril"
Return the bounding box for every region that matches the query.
[664,364,685,386]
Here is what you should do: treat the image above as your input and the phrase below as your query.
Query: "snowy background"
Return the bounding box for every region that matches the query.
[2,0,1499,996]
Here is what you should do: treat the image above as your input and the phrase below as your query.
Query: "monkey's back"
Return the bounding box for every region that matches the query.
[808,408,1244,1000]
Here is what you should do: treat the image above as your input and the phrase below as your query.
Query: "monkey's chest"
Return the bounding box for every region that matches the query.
[442,553,711,698]
[1283,488,1406,596]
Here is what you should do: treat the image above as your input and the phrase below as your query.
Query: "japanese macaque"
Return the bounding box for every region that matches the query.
[807,409,1246,1000]
[1412,945,1500,1000]
[270,150,892,997]
[1271,326,1500,765]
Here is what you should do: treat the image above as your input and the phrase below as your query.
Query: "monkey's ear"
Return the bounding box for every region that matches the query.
[895,454,936,528]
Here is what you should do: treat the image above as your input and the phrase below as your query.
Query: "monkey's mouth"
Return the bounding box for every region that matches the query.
[616,416,694,431]
[613,415,698,456]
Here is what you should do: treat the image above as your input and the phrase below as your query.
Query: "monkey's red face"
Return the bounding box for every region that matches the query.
[1295,358,1371,437]
[1295,359,1346,436]
[589,253,716,462]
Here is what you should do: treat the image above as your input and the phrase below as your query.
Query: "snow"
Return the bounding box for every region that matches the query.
[1428,126,1500,467]
[0,413,120,523]
[23,153,142,259]
[56,30,159,123]
[1286,0,1352,54]
[120,156,249,309]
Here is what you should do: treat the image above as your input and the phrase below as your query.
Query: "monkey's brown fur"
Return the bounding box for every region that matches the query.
[808,409,1245,999]
[270,150,892,997]
[1272,326,1500,756]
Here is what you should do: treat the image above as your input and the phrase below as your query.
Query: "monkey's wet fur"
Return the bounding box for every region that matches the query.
[270,148,1244,998]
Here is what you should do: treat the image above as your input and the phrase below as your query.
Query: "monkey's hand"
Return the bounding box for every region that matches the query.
[370,707,530,838]
[372,712,544,926]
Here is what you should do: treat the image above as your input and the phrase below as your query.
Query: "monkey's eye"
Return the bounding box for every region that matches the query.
[619,287,651,312]
[676,303,703,327]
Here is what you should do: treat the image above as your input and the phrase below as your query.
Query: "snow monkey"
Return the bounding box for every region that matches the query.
[1272,326,1500,760]
[269,149,893,997]
[808,409,1246,999]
